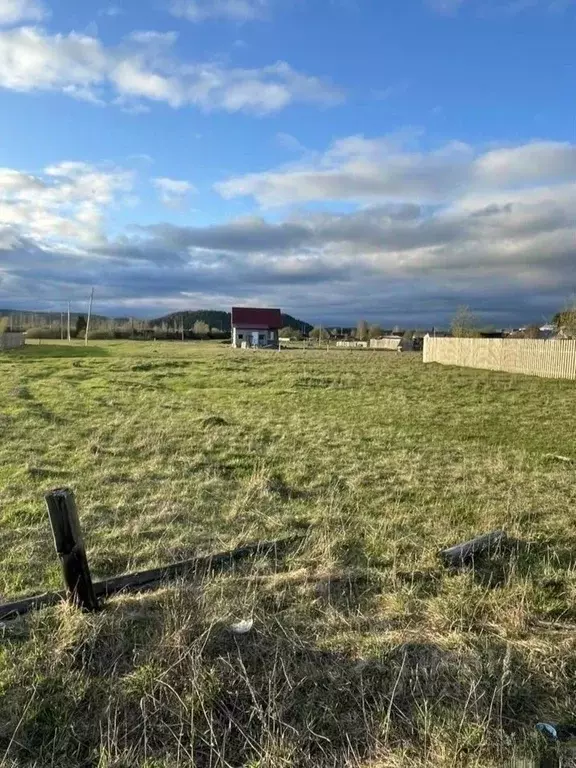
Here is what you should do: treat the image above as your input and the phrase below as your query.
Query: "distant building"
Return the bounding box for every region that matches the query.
[539,324,557,339]
[231,307,282,349]
[370,337,414,352]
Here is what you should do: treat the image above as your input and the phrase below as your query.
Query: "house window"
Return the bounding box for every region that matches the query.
[237,333,244,339]
[259,334,266,342]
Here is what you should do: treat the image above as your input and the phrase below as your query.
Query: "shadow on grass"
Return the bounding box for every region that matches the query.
[0,575,560,767]
[7,344,110,359]
[449,540,576,623]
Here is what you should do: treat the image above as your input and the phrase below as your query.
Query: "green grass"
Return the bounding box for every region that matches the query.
[1,340,576,766]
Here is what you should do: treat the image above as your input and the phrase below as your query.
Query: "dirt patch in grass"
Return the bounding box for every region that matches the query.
[201,415,229,428]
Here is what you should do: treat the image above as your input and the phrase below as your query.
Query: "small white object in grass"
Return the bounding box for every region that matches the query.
[230,618,253,634]
[537,722,558,741]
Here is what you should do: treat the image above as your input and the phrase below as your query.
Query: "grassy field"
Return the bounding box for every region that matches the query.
[1,340,576,767]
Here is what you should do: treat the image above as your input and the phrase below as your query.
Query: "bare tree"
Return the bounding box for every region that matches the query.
[522,324,541,339]
[554,299,576,338]
[309,326,330,341]
[355,320,369,341]
[368,324,383,339]
[450,306,480,338]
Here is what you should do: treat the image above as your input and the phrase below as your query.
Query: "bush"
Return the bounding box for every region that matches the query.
[86,330,114,340]
[25,327,66,339]
[309,327,330,341]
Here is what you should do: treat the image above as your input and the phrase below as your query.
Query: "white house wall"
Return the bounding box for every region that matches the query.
[232,327,277,348]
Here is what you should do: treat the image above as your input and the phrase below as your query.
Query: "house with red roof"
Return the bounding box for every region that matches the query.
[231,307,282,348]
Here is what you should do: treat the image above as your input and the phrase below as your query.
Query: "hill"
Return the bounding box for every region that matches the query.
[150,309,312,333]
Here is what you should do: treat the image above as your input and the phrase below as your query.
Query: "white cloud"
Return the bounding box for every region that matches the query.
[473,142,576,187]
[153,177,197,207]
[0,160,133,244]
[216,136,576,206]
[0,0,46,26]
[98,5,123,16]
[170,0,267,22]
[276,132,308,154]
[0,27,107,92]
[0,26,342,113]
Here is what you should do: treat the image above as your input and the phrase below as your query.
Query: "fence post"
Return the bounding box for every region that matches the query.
[45,488,99,611]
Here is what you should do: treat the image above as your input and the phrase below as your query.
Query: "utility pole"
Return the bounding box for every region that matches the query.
[67,301,71,342]
[85,288,94,346]
[60,312,64,340]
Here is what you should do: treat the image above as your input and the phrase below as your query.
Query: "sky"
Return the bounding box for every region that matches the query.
[0,0,574,326]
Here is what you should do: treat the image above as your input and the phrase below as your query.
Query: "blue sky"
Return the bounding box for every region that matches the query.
[0,0,574,326]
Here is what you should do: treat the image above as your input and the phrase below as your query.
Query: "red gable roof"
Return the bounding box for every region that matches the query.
[232,307,282,329]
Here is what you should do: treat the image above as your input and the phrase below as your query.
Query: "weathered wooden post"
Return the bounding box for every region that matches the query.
[45,488,99,611]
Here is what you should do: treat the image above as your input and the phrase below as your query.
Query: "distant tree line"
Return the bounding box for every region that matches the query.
[4,307,313,340]
[449,301,576,339]
[306,321,416,343]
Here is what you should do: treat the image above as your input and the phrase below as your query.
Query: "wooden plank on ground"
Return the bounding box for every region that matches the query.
[0,534,304,621]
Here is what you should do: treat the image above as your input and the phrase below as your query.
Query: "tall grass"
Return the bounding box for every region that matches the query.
[0,341,575,766]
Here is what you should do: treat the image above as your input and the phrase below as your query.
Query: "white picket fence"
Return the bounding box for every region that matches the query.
[424,336,576,380]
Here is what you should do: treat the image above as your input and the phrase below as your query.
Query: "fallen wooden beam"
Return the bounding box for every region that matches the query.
[439,530,508,567]
[94,534,303,597]
[0,591,65,621]
[0,534,304,622]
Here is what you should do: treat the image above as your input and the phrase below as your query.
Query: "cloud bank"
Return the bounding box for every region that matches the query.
[1,135,574,325]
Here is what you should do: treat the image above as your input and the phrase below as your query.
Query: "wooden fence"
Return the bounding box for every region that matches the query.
[423,337,576,379]
[370,337,414,352]
[0,332,25,350]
